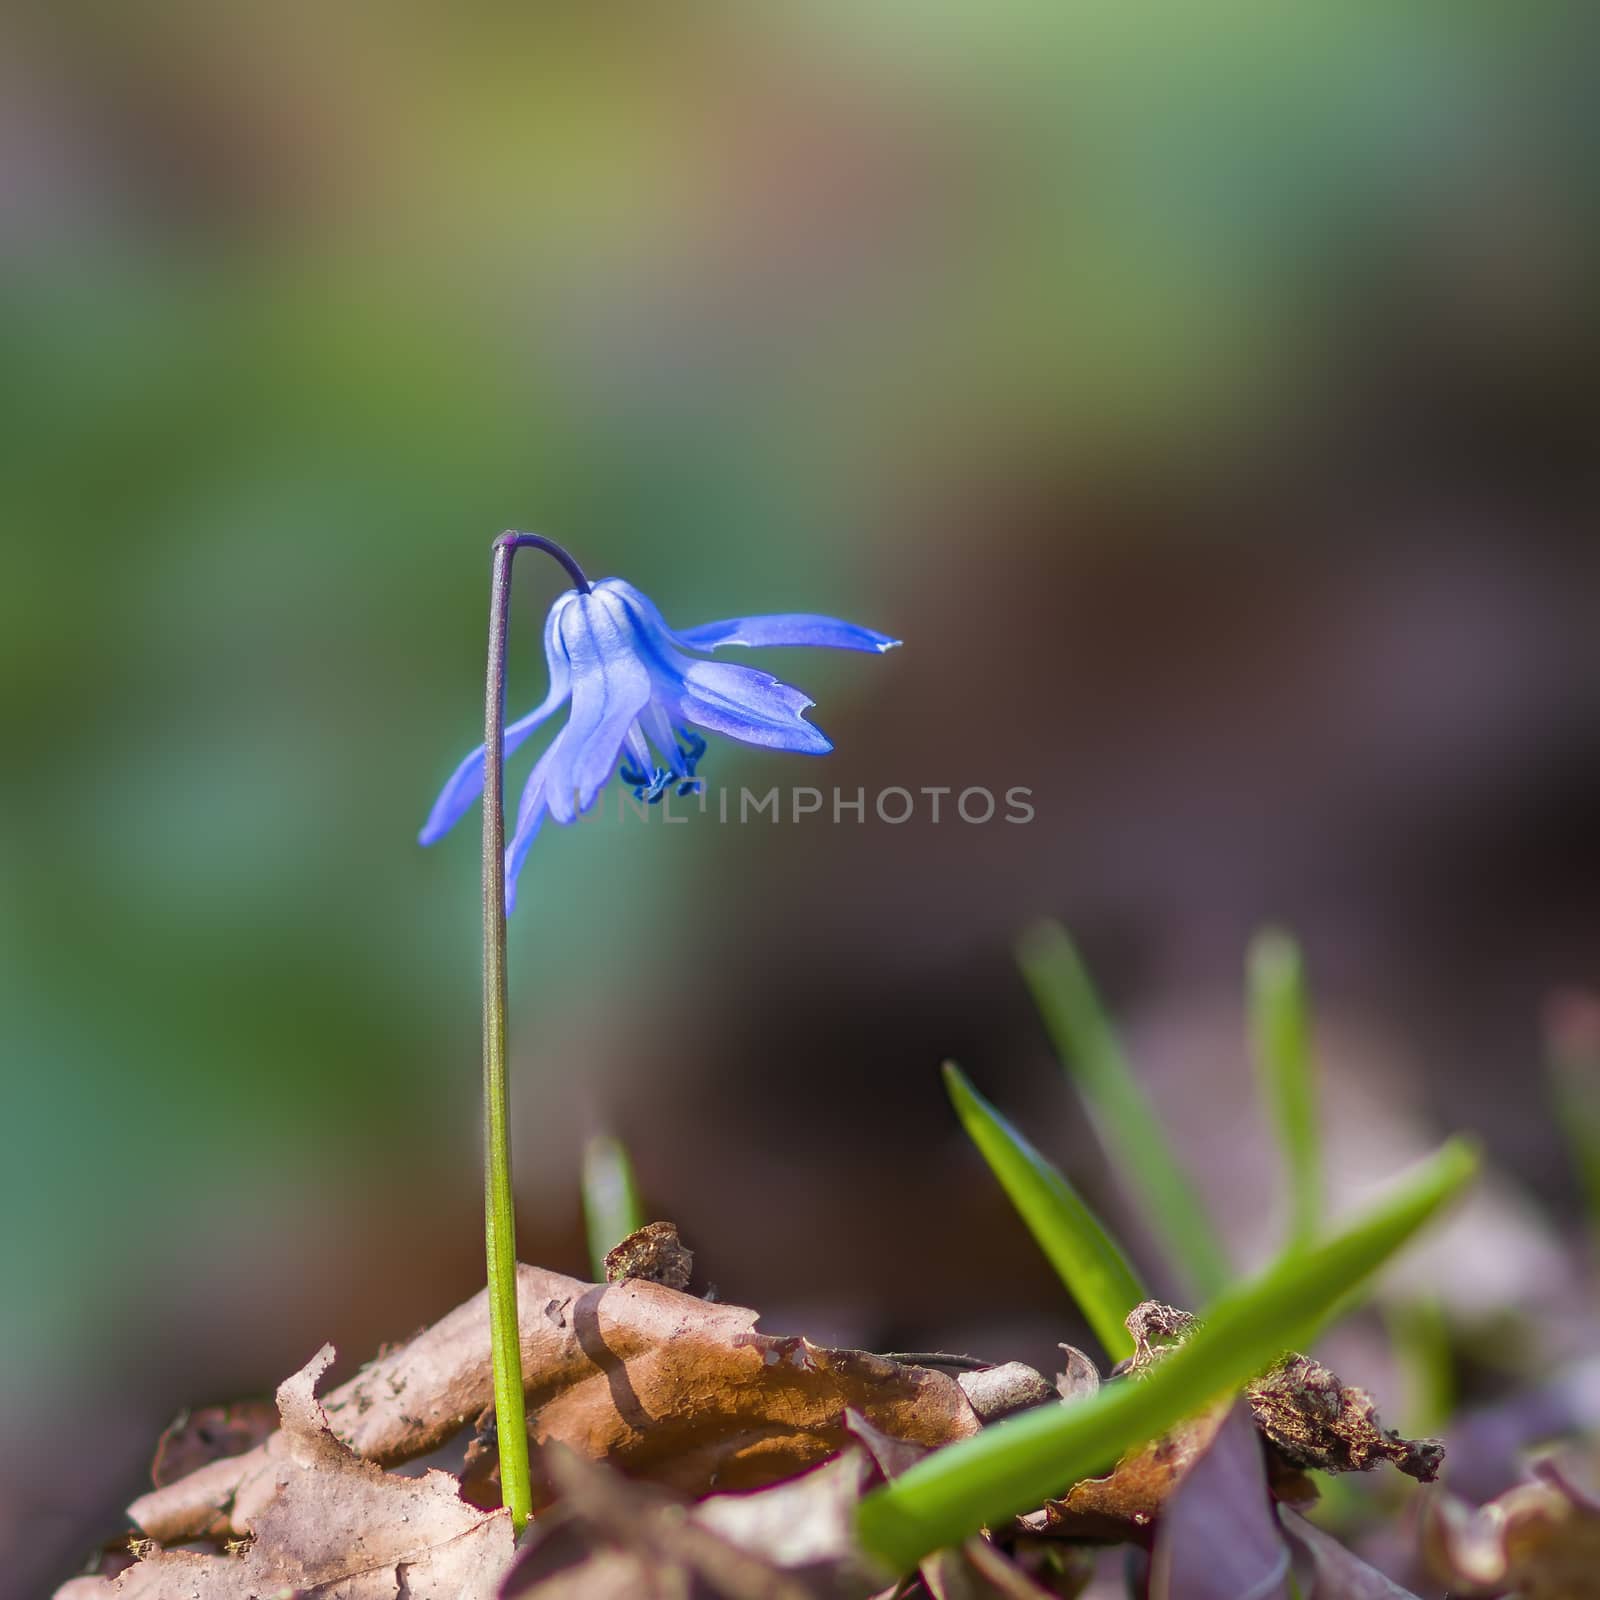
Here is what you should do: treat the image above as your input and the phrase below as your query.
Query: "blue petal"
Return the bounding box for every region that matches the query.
[603,580,834,755]
[542,590,653,824]
[677,613,900,654]
[600,579,898,656]
[641,699,687,775]
[418,599,574,846]
[672,659,833,754]
[504,735,563,914]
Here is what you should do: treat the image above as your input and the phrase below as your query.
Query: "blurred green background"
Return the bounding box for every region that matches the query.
[4,4,1597,1589]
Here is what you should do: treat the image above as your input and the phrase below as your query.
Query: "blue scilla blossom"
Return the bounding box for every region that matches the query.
[420,577,898,911]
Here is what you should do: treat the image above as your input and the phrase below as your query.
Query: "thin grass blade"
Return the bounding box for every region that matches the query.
[1016,920,1231,1297]
[582,1133,644,1281]
[1248,928,1322,1249]
[1545,991,1600,1243]
[945,1062,1147,1360]
[857,1137,1477,1574]
[1383,1296,1455,1436]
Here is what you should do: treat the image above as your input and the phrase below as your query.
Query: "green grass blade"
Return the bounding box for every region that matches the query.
[944,1062,1148,1360]
[1383,1296,1455,1436]
[857,1137,1478,1574]
[1545,992,1600,1242]
[1248,928,1322,1249]
[1016,920,1231,1298]
[582,1134,644,1280]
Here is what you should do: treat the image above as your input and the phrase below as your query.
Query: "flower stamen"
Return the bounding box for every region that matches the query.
[674,729,707,797]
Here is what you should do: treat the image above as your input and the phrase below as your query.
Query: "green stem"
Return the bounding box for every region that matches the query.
[482,531,586,1533]
[482,535,530,1531]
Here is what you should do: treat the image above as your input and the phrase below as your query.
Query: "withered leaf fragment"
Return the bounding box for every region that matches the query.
[1054,1346,1100,1403]
[1033,1302,1439,1541]
[128,1266,982,1545]
[55,1347,512,1600]
[1034,1398,1233,1540]
[1119,1304,1198,1372]
[1422,1455,1600,1599]
[1119,1302,1442,1483]
[954,1363,1058,1424]
[604,1220,694,1290]
[502,1443,886,1599]
[1248,1355,1442,1484]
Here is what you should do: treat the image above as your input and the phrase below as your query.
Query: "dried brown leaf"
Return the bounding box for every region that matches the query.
[1248,1356,1442,1484]
[1035,1398,1233,1541]
[1053,1347,1100,1404]
[954,1364,1057,1425]
[150,1400,277,1488]
[57,1347,512,1600]
[1122,1304,1199,1370]
[844,1407,933,1482]
[1031,1303,1437,1543]
[1113,1302,1442,1485]
[604,1221,694,1289]
[130,1265,982,1545]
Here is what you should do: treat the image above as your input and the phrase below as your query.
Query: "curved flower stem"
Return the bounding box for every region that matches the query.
[481,530,590,1534]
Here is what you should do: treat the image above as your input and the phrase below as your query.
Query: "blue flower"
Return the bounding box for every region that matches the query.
[420,578,899,911]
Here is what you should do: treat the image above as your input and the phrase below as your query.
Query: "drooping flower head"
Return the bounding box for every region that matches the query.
[421,576,898,911]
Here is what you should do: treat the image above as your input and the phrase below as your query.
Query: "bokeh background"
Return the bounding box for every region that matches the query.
[5,4,1598,1592]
